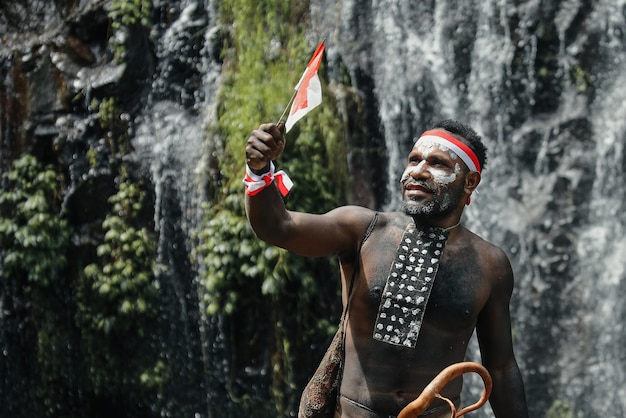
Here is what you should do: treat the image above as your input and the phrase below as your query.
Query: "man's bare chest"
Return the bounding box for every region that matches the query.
[358,232,489,332]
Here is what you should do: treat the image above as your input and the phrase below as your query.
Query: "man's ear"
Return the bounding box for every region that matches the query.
[464,171,481,194]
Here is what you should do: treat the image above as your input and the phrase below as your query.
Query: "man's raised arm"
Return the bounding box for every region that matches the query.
[243,123,372,258]
[244,122,291,244]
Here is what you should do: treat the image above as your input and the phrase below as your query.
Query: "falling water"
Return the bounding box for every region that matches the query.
[312,0,626,416]
[133,1,220,233]
[131,1,223,414]
[2,0,626,417]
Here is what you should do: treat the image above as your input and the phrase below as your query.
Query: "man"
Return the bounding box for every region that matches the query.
[244,120,529,418]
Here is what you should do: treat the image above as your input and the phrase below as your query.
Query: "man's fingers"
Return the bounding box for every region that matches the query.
[252,124,284,152]
[245,145,270,171]
[245,146,265,162]
[245,123,286,171]
[277,121,286,135]
[255,124,285,146]
[251,127,274,144]
[266,123,286,141]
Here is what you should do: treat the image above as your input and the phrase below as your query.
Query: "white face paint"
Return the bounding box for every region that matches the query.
[416,138,461,162]
[401,138,467,217]
[400,161,426,184]
[430,163,462,185]
[400,138,462,186]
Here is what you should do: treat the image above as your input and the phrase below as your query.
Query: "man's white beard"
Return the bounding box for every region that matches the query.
[402,186,461,217]
[403,197,441,216]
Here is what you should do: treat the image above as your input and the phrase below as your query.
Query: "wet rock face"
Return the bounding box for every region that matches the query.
[317,2,626,416]
[1,0,156,224]
[2,1,626,417]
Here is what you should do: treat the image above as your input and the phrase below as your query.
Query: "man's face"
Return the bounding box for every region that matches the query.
[401,135,468,217]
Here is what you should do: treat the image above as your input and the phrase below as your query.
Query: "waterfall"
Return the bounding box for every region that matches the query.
[133,1,220,233]
[131,1,222,414]
[2,0,626,416]
[313,0,626,416]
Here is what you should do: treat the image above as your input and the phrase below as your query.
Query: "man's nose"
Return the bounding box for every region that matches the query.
[410,161,429,178]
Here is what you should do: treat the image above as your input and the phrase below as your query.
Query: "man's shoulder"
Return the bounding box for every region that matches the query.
[331,207,408,229]
[374,211,411,227]
[462,227,505,251]
[329,205,378,227]
[461,228,512,271]
[330,205,375,216]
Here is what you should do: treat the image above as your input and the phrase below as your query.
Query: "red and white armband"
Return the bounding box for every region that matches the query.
[243,161,293,196]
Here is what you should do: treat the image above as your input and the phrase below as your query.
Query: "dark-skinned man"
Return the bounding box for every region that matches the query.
[243,120,529,418]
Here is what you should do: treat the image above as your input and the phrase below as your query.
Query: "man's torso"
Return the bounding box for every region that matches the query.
[338,212,495,416]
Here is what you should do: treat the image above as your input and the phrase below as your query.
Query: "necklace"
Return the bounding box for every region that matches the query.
[441,220,462,232]
[409,217,462,232]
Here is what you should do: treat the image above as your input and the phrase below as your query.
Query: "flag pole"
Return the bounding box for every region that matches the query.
[276,88,298,126]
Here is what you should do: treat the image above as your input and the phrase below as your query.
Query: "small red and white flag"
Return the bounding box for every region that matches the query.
[284,41,325,133]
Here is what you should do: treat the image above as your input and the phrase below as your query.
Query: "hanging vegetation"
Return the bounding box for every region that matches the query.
[192,0,350,415]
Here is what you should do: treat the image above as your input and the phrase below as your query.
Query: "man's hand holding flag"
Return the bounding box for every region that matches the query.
[244,41,326,197]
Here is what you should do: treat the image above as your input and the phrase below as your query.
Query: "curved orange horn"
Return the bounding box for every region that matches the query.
[397,362,492,418]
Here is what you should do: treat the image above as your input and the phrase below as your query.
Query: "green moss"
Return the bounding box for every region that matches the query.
[95,97,117,129]
[77,172,162,400]
[571,64,592,94]
[192,0,352,415]
[108,0,152,62]
[81,176,159,334]
[109,0,152,29]
[0,154,74,414]
[0,154,71,286]
[546,399,574,418]
[85,96,132,168]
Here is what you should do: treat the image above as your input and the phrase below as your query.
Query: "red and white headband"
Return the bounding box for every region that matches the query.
[415,130,481,173]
